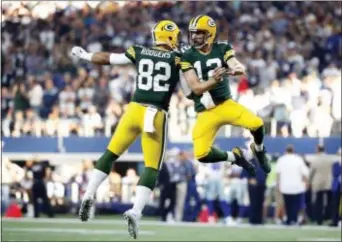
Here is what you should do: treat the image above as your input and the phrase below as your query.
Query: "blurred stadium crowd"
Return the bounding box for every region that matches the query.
[1,1,341,139]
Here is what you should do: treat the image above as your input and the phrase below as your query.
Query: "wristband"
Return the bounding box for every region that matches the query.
[83,52,94,61]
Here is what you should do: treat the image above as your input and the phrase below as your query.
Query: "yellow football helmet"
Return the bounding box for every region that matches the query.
[151,20,180,50]
[188,15,217,48]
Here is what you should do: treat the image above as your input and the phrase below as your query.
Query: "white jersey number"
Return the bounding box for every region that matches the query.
[138,59,171,92]
[193,58,222,80]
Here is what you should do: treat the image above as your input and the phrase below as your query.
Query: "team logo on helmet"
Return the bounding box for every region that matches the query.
[207,18,216,27]
[164,23,177,31]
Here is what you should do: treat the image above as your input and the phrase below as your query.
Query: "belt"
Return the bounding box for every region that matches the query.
[138,102,168,115]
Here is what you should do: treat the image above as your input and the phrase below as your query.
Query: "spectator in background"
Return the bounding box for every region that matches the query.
[13,83,29,113]
[307,145,336,225]
[59,84,76,117]
[108,169,122,202]
[243,153,267,225]
[158,152,176,222]
[82,105,103,137]
[41,79,58,118]
[173,150,189,222]
[121,168,139,204]
[1,158,24,213]
[204,161,230,224]
[20,169,34,217]
[27,76,43,114]
[183,152,201,222]
[22,109,42,137]
[78,160,94,199]
[330,148,341,227]
[276,145,309,225]
[12,111,25,137]
[93,77,110,116]
[77,79,95,112]
[263,156,284,224]
[45,106,60,136]
[1,87,14,120]
[25,159,54,218]
[226,165,247,225]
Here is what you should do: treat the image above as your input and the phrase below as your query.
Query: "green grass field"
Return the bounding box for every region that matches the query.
[2,217,341,241]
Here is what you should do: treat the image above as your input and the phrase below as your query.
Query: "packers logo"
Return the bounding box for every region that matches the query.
[207,19,216,27]
[164,23,176,31]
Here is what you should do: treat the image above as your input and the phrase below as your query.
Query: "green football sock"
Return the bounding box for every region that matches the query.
[250,126,264,145]
[137,167,159,190]
[198,146,228,163]
[95,149,119,174]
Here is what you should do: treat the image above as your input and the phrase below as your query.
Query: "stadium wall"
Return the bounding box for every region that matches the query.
[2,136,341,164]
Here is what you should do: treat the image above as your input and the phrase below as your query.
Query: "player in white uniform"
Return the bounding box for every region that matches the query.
[203,161,231,224]
[226,165,249,225]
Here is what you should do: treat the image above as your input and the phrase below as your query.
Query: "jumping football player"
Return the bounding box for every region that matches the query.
[71,20,228,239]
[180,15,271,174]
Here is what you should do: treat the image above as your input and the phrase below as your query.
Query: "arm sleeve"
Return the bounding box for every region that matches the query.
[109,53,133,65]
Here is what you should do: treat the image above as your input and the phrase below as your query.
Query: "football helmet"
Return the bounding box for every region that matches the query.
[188,15,217,48]
[151,20,180,50]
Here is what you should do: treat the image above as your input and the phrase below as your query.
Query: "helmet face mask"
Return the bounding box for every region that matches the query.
[188,15,217,49]
[189,30,210,49]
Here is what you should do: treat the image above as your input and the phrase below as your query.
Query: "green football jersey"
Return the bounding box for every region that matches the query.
[180,42,235,112]
[125,45,180,111]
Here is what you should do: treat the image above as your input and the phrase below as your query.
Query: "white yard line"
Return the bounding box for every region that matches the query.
[3,227,155,235]
[2,217,341,232]
[297,238,341,241]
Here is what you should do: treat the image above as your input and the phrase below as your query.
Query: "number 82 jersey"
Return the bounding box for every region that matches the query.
[125,45,180,111]
[180,42,235,112]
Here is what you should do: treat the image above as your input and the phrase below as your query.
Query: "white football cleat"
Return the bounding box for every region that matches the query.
[123,209,141,239]
[79,197,94,222]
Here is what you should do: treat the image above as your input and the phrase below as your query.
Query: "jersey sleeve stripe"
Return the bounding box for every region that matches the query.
[180,61,192,68]
[224,49,235,61]
[175,57,181,65]
[127,47,136,59]
[125,47,136,63]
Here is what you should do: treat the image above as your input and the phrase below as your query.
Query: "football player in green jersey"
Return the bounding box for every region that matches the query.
[180,15,271,175]
[71,20,227,239]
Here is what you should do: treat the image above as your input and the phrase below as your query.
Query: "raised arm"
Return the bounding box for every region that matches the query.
[71,46,132,65]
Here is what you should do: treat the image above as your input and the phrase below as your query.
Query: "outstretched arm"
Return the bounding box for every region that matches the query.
[71,46,132,65]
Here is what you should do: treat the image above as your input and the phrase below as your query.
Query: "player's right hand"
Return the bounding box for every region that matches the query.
[71,46,90,60]
[212,67,227,82]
